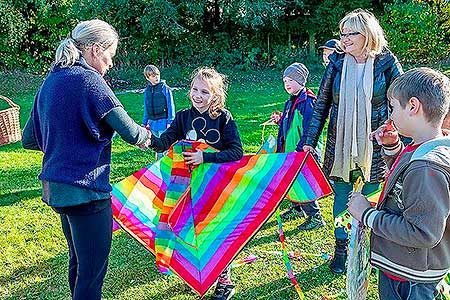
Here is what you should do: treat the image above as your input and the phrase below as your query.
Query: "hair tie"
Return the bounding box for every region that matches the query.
[68,32,77,44]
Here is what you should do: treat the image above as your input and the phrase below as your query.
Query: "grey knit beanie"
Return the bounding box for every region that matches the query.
[283,63,309,86]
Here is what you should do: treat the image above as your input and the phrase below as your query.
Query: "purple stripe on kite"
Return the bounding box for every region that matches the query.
[190,163,225,209]
[171,197,194,237]
[170,174,190,185]
[144,170,166,189]
[119,206,156,239]
[300,163,323,197]
[134,168,147,178]
[172,249,200,280]
[111,195,124,210]
[166,181,189,194]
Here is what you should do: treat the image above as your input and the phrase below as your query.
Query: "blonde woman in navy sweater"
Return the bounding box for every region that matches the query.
[22,20,150,300]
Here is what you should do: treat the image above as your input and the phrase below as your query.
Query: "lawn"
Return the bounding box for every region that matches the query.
[0,68,379,300]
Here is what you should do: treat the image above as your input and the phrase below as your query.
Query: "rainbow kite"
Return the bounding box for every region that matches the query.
[111,140,332,296]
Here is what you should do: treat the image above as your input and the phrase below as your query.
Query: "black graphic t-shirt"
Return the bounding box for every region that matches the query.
[150,107,243,163]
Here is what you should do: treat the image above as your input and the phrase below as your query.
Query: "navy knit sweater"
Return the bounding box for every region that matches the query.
[27,58,122,193]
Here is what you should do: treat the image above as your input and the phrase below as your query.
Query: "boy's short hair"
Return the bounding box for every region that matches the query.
[144,65,160,79]
[388,67,450,125]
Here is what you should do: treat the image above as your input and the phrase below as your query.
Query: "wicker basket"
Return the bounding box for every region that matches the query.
[0,95,21,146]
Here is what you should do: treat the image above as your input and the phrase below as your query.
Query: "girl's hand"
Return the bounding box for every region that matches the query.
[182,149,204,165]
[369,119,399,146]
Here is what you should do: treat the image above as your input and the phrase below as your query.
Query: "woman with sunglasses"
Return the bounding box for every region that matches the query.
[22,19,151,299]
[303,9,403,275]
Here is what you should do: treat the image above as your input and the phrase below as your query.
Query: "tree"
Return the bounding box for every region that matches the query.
[381,0,449,62]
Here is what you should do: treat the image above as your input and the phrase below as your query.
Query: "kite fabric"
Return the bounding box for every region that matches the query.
[111,140,332,296]
[438,272,450,300]
[334,187,382,233]
[257,134,327,204]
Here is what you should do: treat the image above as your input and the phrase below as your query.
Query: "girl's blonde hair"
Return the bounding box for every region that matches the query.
[339,9,387,57]
[55,19,118,68]
[190,67,228,119]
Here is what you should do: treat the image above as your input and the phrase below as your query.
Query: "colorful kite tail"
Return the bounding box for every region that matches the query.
[276,208,306,300]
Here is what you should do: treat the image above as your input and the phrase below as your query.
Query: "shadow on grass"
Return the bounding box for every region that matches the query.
[0,251,70,300]
[0,231,167,300]
[148,281,198,300]
[0,187,41,206]
[0,142,23,152]
[235,262,341,300]
[247,219,321,249]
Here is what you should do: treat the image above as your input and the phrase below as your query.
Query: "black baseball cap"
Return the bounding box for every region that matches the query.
[318,39,339,50]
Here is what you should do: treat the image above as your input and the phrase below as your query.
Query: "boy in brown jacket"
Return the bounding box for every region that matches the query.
[348,67,450,300]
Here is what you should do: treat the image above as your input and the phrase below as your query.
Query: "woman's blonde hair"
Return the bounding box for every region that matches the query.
[55,19,118,68]
[190,67,228,119]
[339,9,387,57]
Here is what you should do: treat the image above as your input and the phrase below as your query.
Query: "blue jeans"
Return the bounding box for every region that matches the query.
[332,180,380,240]
[58,200,112,300]
[150,128,167,160]
[379,271,439,300]
[293,201,321,217]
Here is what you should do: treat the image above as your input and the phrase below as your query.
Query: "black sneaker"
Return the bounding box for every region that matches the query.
[210,281,236,300]
[297,215,325,231]
[281,207,305,220]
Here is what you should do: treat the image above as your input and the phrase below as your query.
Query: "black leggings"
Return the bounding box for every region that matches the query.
[57,199,112,300]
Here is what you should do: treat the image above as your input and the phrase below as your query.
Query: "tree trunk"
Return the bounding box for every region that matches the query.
[213,0,220,30]
[288,31,291,53]
[267,33,270,65]
[308,30,316,58]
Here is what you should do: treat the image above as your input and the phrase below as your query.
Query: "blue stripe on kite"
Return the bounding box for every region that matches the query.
[295,173,316,201]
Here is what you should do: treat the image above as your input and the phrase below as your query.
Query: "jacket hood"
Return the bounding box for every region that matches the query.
[411,136,450,171]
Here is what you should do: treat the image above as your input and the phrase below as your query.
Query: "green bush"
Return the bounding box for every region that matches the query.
[381,0,450,63]
[0,0,77,73]
[0,2,27,70]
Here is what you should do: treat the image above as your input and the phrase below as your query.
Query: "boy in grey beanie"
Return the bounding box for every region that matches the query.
[283,62,309,87]
[271,62,325,230]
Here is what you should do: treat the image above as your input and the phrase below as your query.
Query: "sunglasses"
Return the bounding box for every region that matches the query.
[340,32,360,39]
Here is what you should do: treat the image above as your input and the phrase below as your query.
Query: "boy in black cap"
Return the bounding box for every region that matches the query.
[318,39,339,66]
[271,62,325,230]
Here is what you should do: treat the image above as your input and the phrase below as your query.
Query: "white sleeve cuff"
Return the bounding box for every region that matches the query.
[382,141,402,156]
[362,208,380,229]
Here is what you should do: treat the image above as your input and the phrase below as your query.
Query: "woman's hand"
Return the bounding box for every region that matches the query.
[182,149,204,165]
[138,129,152,149]
[303,145,315,154]
[369,119,399,146]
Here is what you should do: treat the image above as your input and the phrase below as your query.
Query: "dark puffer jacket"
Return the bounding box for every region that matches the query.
[305,48,403,182]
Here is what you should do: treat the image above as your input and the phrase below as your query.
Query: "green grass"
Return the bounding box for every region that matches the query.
[0,69,380,300]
